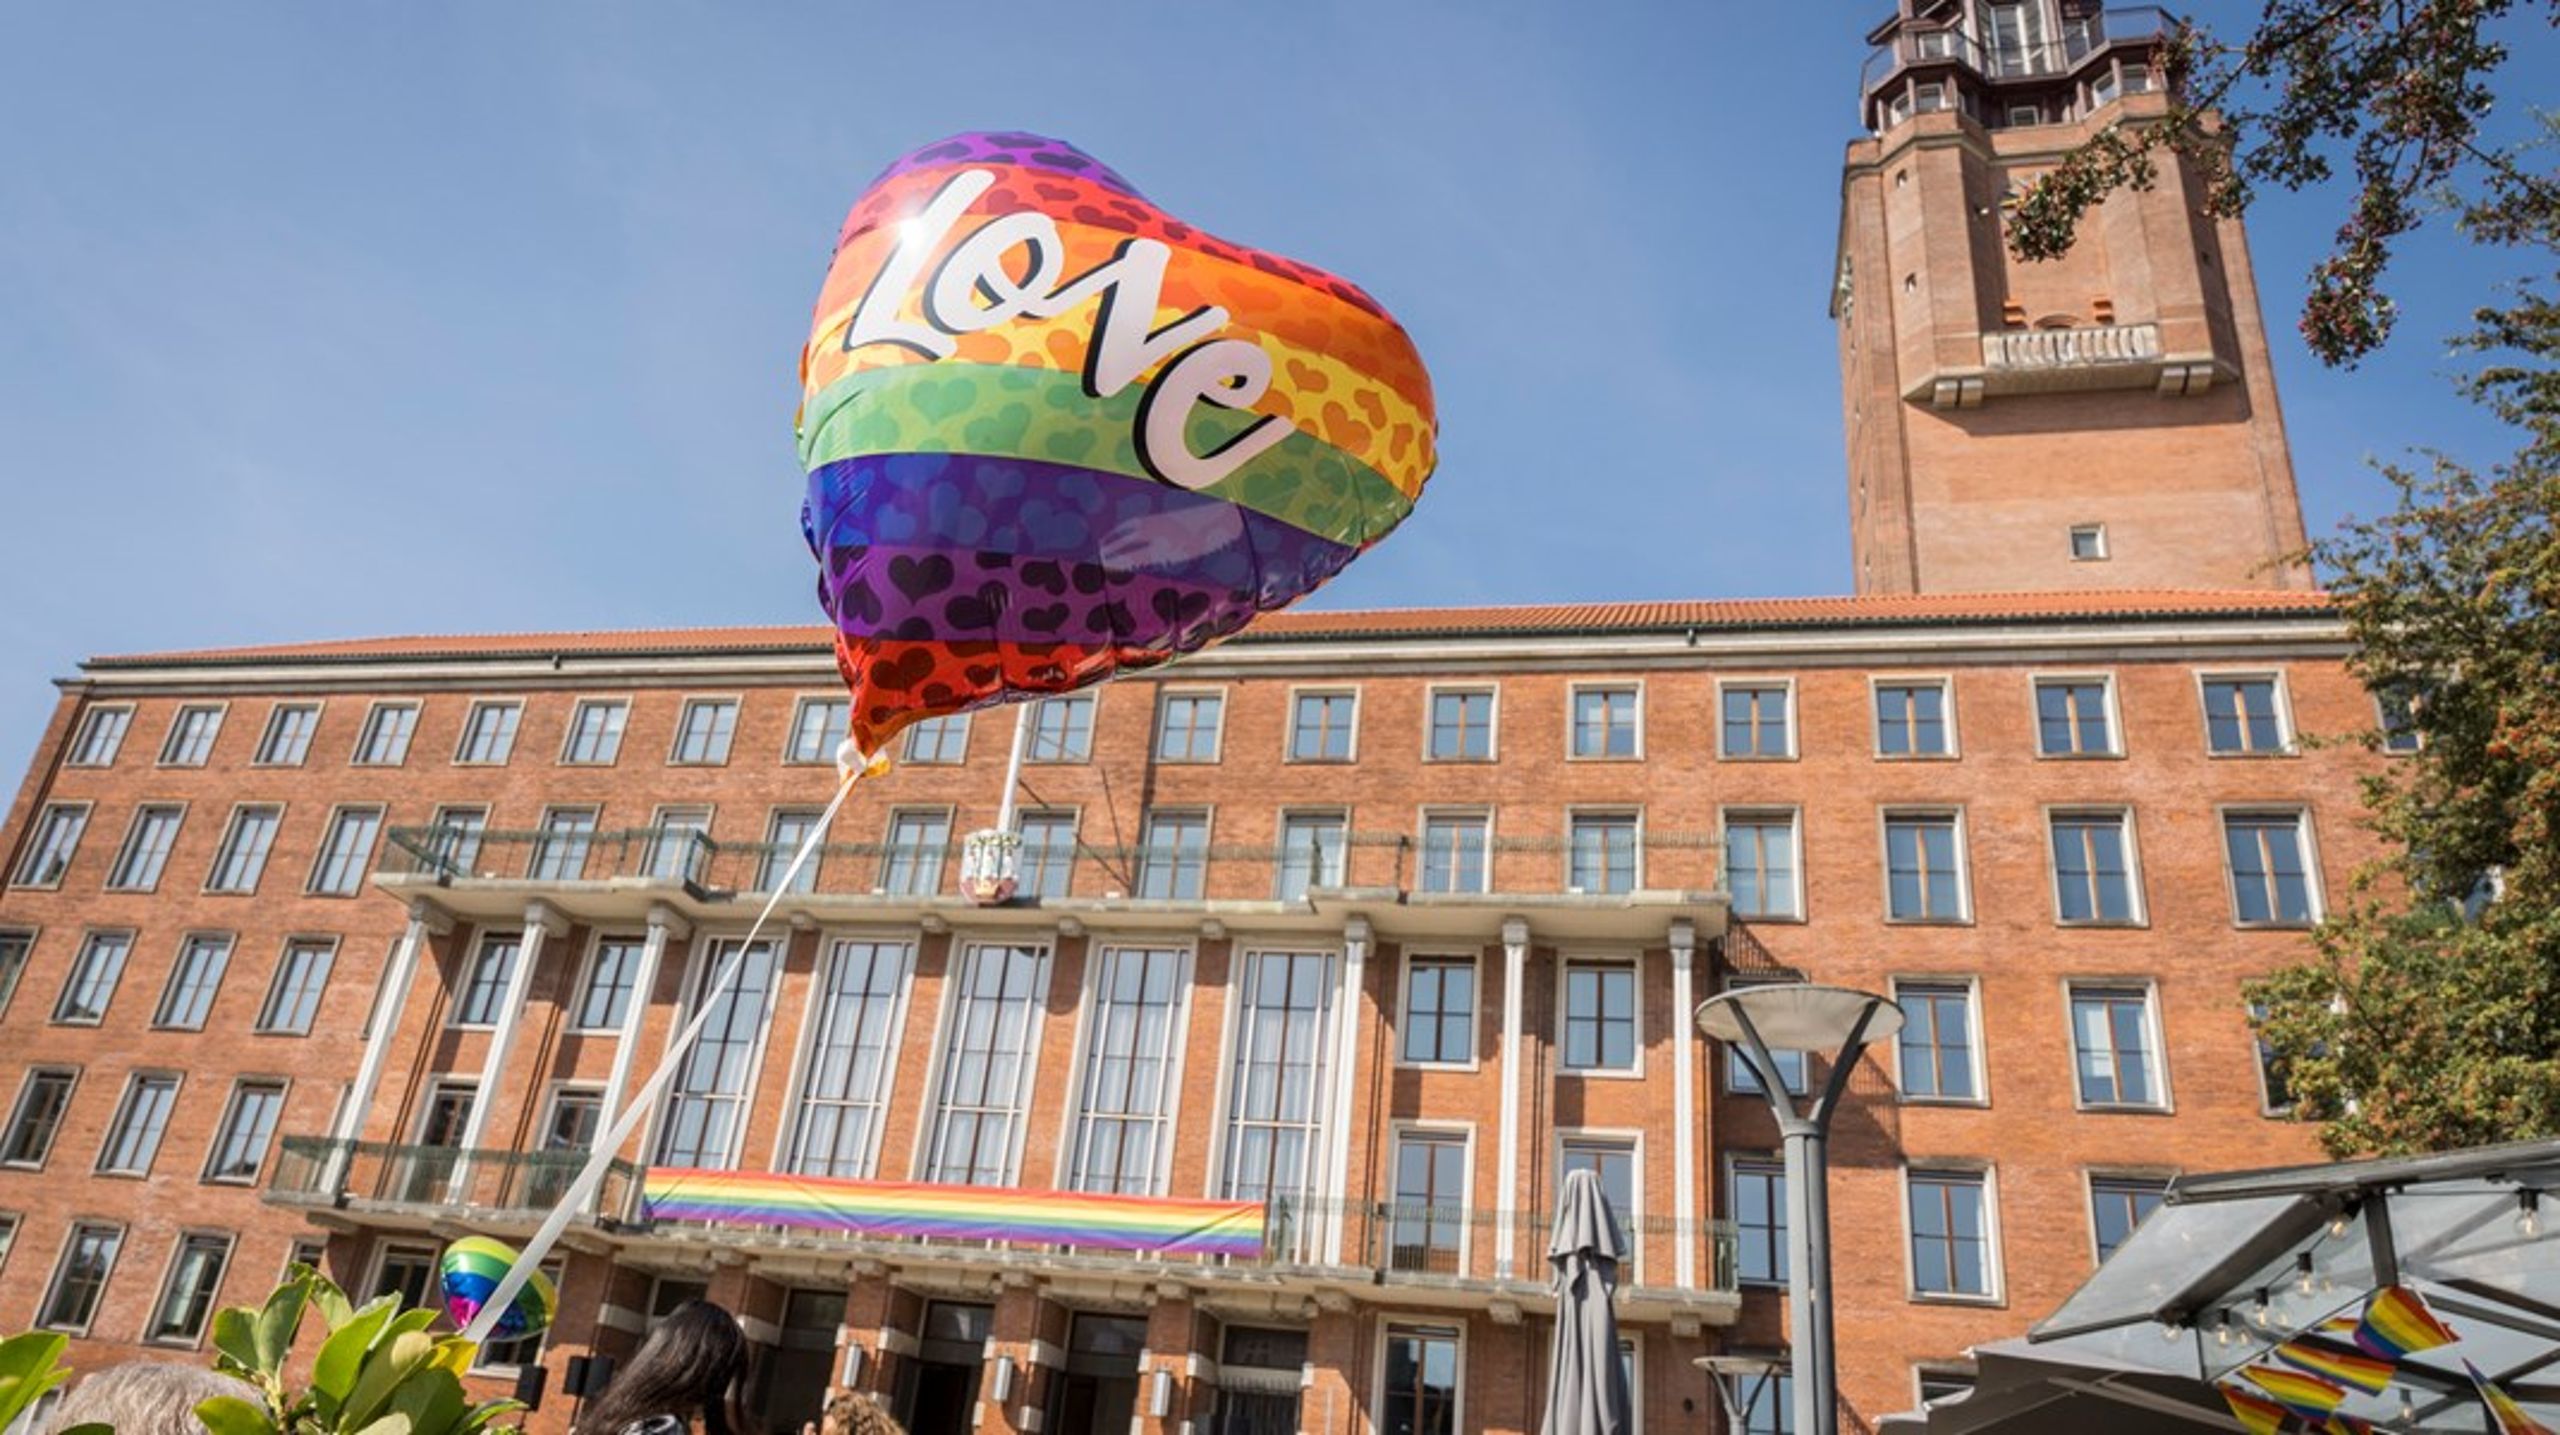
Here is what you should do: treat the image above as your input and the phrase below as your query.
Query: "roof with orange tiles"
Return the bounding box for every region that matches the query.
[81,589,2337,669]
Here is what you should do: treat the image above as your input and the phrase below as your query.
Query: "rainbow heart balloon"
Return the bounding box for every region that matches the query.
[798,131,1436,757]
[439,1236,555,1341]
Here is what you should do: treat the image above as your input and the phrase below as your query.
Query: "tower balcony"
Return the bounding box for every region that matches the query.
[1860,5,2174,96]
[1908,321,2234,408]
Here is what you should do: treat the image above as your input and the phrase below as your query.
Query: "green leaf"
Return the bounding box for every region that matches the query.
[309,1271,358,1330]
[352,1414,416,1435]
[0,1332,72,1434]
[342,1330,438,1431]
[312,1299,398,1412]
[56,1423,115,1435]
[194,1394,278,1435]
[384,1366,466,1435]
[210,1307,262,1376]
[462,1398,526,1433]
[253,1277,312,1377]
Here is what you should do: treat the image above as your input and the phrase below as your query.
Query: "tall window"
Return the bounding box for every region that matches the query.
[1016,811,1077,899]
[353,702,418,765]
[656,939,782,1168]
[308,807,384,896]
[561,699,628,764]
[530,807,597,882]
[2376,688,2424,754]
[206,806,282,893]
[1558,1139,1636,1249]
[643,807,712,884]
[1876,680,1951,756]
[54,932,130,1025]
[2051,811,2138,923]
[427,806,488,876]
[572,937,645,1032]
[40,1223,122,1332]
[1275,812,1347,900]
[1980,0,2050,74]
[1156,692,1223,762]
[1388,1132,1467,1274]
[98,1074,179,1175]
[671,698,740,764]
[922,943,1049,1186]
[879,810,951,896]
[1908,1169,1995,1297]
[1028,694,1095,762]
[2090,1176,2168,1261]
[0,930,26,1018]
[1427,690,1494,761]
[149,1232,233,1343]
[3,1069,77,1167]
[2070,985,2164,1109]
[15,805,87,887]
[1135,811,1209,900]
[1289,692,1356,762]
[1400,957,1475,1066]
[1380,1326,1460,1435]
[1568,812,1638,894]
[2035,678,2116,756]
[370,1244,438,1308]
[1721,684,1792,758]
[1066,946,1185,1195]
[107,805,185,891]
[154,934,231,1030]
[1561,961,1636,1072]
[204,1080,286,1183]
[1884,812,1966,921]
[1724,811,1801,919]
[902,714,969,764]
[1895,982,1979,1101]
[454,701,521,764]
[760,809,823,894]
[1740,1371,1795,1435]
[69,706,131,766]
[257,940,334,1035]
[1221,951,1336,1209]
[1731,1156,1788,1285]
[1572,686,1640,759]
[161,705,224,766]
[787,696,850,764]
[786,939,912,1178]
[2225,811,2318,924]
[1419,812,1490,895]
[255,704,321,765]
[2203,677,2288,754]
[453,936,520,1028]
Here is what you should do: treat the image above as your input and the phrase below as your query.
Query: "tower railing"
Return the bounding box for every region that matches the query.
[1860,6,2175,98]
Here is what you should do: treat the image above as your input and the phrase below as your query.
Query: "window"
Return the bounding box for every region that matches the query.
[901,714,969,765]
[1568,812,1638,894]
[1724,811,1802,920]
[308,807,383,896]
[2035,678,2116,756]
[1400,957,1475,1066]
[786,696,850,764]
[206,806,282,893]
[879,809,951,896]
[454,700,521,764]
[1380,1326,1459,1435]
[1883,812,1967,922]
[14,804,86,887]
[161,705,224,766]
[1217,1328,1307,1433]
[257,940,334,1035]
[1221,951,1336,1209]
[54,932,130,1025]
[1155,691,1223,762]
[1288,691,1356,762]
[656,938,782,1168]
[2376,687,2425,754]
[283,1238,325,1281]
[1558,1139,1636,1246]
[3,1070,76,1167]
[643,807,712,884]
[1913,79,1949,112]
[572,937,645,1032]
[1720,684,1792,758]
[1740,1370,1795,1434]
[474,1261,564,1372]
[670,698,739,764]
[1726,978,1808,1096]
[1572,685,1641,759]
[1015,811,1077,899]
[148,1233,233,1344]
[1419,811,1490,895]
[1065,945,1185,1195]
[2224,811,2319,925]
[353,702,418,765]
[921,942,1049,1185]
[1731,1156,1788,1285]
[204,1081,286,1183]
[1027,694,1095,762]
[2090,1176,2168,1261]
[530,807,598,882]
[787,940,913,1179]
[2068,524,2107,561]
[2250,1002,2300,1115]
[1908,1169,1995,1298]
[107,805,185,891]
[255,703,321,765]
[1427,689,1495,761]
[154,934,231,1030]
[40,1223,122,1332]
[1895,981,1980,1102]
[2070,985,2165,1109]
[1561,961,1636,1072]
[370,1243,438,1308]
[453,935,520,1028]
[760,809,823,894]
[427,806,487,876]
[2203,677,2289,755]
[1876,681,1951,757]
[2050,811,2139,924]
[0,930,33,1018]
[1135,811,1209,900]
[69,706,131,767]
[1388,1132,1468,1273]
[560,699,628,764]
[1275,812,1346,900]
[98,1074,180,1175]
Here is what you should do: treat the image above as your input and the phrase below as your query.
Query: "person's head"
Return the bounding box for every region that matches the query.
[815,1389,906,1435]
[574,1299,750,1435]
[49,1362,259,1435]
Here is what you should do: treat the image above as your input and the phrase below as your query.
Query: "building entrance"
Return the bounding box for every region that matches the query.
[1210,1327,1307,1435]
[1046,1314,1147,1435]
[895,1301,991,1435]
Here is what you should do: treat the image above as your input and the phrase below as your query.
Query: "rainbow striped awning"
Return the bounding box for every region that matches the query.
[643,1168,1267,1259]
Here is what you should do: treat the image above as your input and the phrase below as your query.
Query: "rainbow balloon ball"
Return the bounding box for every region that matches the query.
[439,1237,555,1341]
[799,130,1436,757]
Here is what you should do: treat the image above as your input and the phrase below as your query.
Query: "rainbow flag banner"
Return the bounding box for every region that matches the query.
[2274,1335,2397,1396]
[2219,1382,2288,1435]
[2238,1362,2349,1422]
[643,1168,1267,1259]
[2355,1285,2461,1360]
[2467,1360,2558,1435]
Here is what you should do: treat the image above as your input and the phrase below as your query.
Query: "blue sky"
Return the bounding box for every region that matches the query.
[0,2,2549,772]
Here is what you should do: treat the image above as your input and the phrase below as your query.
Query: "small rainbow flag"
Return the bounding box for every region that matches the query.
[2275,1335,2396,1396]
[644,1168,1267,1258]
[2219,1382,2288,1435]
[2467,1360,2557,1435]
[2355,1285,2459,1360]
[2239,1362,2349,1421]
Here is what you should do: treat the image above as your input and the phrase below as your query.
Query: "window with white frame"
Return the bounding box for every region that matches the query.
[1895,981,1979,1101]
[69,706,131,767]
[1400,956,1475,1066]
[1721,683,1792,758]
[257,939,334,1035]
[1065,945,1185,1196]
[40,1223,122,1332]
[369,1243,437,1308]
[786,696,850,764]
[2051,810,2139,924]
[2224,810,2319,925]
[1289,691,1356,762]
[3,1069,77,1167]
[204,1080,286,1183]
[1876,680,1951,756]
[14,805,87,887]
[1135,810,1209,900]
[2069,984,2165,1109]
[2203,676,2289,755]
[879,809,951,896]
[1220,950,1336,1209]
[454,701,520,764]
[920,942,1049,1186]
[1567,812,1638,894]
[1724,811,1801,920]
[1155,691,1223,762]
[643,807,711,884]
[572,936,645,1032]
[1027,693,1095,762]
[426,806,487,875]
[54,932,130,1025]
[2090,1175,2168,1261]
[2249,1001,2299,1115]
[560,699,628,765]
[255,704,321,766]
[154,934,231,1030]
[283,1238,325,1281]
[308,807,383,896]
[1561,960,1637,1072]
[1427,689,1494,761]
[655,938,783,1168]
[160,705,224,766]
[760,809,824,893]
[1380,1325,1461,1435]
[206,806,282,894]
[453,935,520,1028]
[149,1232,234,1344]
[1740,1369,1794,1434]
[107,805,184,891]
[0,930,26,1019]
[2376,687,2424,754]
[1275,811,1347,900]
[902,714,969,765]
[1418,811,1490,895]
[353,702,418,766]
[1388,1130,1468,1274]
[1571,685,1640,759]
[1558,1138,1637,1256]
[1015,810,1076,899]
[1731,1155,1788,1286]
[97,1073,180,1175]
[2034,678,2116,756]
[670,697,739,764]
[530,807,597,882]
[786,939,913,1179]
[1908,1168,1995,1298]
[2068,523,2108,561]
[1883,811,1966,922]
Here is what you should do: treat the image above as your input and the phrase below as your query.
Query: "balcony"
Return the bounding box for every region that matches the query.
[268,1136,645,1228]
[1861,6,2175,100]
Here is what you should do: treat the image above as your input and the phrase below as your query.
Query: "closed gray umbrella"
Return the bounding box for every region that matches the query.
[1544,1167,1634,1435]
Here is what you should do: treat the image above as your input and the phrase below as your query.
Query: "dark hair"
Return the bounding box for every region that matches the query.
[573,1300,749,1435]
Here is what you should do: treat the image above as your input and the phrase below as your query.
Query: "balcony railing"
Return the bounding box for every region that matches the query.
[1983,322,2162,370]
[1861,6,2175,96]
[270,1136,644,1221]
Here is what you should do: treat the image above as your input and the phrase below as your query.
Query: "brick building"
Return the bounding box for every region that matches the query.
[0,3,2394,1433]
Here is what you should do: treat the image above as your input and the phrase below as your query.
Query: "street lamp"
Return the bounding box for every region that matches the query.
[1696,984,1903,1435]
[1696,1352,1787,1431]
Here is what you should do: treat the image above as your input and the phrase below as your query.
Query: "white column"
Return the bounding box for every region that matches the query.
[1323,916,1371,1265]
[1495,916,1529,1280]
[452,900,565,1194]
[601,903,687,1139]
[1671,919,1700,1290]
[324,900,449,1190]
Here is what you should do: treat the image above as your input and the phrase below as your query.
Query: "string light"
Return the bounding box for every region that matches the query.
[2326,1205,2355,1240]
[2213,1312,2238,1348]
[2520,1190,2544,1239]
[2295,1252,2318,1298]
[2250,1289,2273,1328]
[2398,1389,2417,1426]
[2161,1320,2187,1344]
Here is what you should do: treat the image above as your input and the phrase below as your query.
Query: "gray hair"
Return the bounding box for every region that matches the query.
[49,1362,260,1435]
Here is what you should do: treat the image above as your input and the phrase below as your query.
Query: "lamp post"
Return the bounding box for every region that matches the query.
[1696,1352,1787,1431]
[1696,984,1902,1435]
